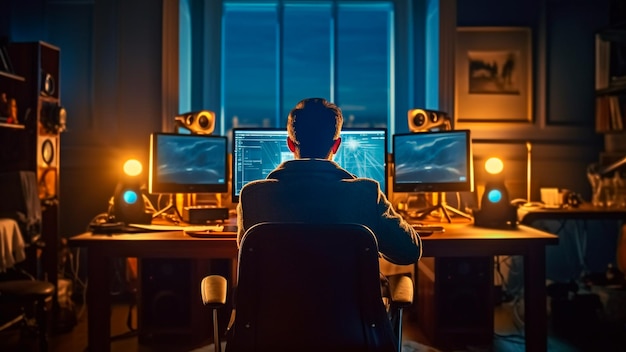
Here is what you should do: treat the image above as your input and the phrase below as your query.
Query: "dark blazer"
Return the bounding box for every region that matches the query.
[237,159,421,267]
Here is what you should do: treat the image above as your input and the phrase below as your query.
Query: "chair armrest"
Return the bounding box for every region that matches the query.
[201,275,227,308]
[389,275,413,307]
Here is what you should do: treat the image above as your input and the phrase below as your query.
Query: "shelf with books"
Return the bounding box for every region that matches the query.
[595,24,626,133]
[595,90,626,132]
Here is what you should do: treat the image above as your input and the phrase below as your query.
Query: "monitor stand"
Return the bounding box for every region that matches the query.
[412,192,473,223]
[151,194,179,219]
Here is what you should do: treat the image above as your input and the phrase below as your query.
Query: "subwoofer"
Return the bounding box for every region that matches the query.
[140,258,191,330]
[138,258,213,345]
[418,256,494,350]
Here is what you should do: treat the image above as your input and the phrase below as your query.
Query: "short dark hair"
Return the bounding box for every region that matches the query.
[287,98,343,158]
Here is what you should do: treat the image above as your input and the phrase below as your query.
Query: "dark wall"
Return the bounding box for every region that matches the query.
[456,0,610,202]
[4,0,164,238]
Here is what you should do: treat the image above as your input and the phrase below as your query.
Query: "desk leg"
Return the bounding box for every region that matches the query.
[524,246,547,352]
[86,250,111,352]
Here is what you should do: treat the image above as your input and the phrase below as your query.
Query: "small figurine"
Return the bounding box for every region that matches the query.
[7,97,17,123]
[0,92,8,116]
[0,93,18,124]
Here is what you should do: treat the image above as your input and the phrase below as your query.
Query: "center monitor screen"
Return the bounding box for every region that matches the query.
[232,128,388,202]
[393,129,473,193]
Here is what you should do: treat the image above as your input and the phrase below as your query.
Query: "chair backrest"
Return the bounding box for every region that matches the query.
[227,222,397,352]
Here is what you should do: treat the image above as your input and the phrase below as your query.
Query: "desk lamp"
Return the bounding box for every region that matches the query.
[474,157,517,228]
[110,159,151,224]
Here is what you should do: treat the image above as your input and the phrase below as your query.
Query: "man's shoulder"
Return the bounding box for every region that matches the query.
[240,178,278,191]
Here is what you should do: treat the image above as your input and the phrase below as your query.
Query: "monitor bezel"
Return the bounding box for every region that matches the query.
[148,132,229,194]
[231,127,388,203]
[392,129,473,193]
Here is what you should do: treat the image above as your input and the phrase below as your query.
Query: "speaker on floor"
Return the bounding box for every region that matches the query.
[138,258,224,345]
[434,256,494,349]
[140,258,192,330]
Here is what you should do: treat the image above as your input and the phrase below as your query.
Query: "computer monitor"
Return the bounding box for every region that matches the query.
[232,128,388,202]
[393,129,473,193]
[148,132,228,194]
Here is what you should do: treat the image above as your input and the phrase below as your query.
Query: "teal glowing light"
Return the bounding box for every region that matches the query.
[123,190,138,204]
[487,189,502,203]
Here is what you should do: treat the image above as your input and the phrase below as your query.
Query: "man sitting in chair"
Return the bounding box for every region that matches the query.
[236,97,421,271]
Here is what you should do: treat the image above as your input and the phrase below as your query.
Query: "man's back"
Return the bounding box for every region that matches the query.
[237,159,419,265]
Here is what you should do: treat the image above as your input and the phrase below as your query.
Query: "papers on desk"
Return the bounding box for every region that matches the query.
[128,223,225,232]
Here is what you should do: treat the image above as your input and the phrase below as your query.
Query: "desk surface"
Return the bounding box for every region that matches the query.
[518,202,626,225]
[69,222,558,258]
[68,230,239,258]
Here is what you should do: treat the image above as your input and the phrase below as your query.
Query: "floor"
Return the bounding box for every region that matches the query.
[2,293,626,352]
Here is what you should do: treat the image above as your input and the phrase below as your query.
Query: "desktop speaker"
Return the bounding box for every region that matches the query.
[474,180,518,228]
[408,108,452,132]
[174,110,215,135]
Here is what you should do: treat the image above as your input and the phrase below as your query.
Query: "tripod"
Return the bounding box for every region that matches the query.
[411,192,473,223]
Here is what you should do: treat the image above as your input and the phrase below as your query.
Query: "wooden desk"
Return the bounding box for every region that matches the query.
[69,223,558,352]
[518,203,626,224]
[420,223,558,352]
[68,230,238,352]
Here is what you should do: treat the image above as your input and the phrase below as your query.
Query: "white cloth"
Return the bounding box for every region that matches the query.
[0,218,26,272]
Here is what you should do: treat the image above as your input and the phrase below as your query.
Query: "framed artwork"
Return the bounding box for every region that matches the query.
[455,27,532,122]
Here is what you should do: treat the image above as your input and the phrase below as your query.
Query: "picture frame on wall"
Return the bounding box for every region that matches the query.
[455,27,532,123]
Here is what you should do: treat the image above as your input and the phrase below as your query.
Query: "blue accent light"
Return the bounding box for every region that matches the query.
[487,189,502,203]
[123,190,138,205]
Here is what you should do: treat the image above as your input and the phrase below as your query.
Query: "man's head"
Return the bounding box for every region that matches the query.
[286,98,343,159]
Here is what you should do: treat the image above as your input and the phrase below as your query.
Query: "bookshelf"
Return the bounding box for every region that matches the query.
[595,22,626,173]
[595,28,626,133]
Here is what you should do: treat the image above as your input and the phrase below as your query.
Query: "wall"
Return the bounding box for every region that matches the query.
[2,0,612,238]
[456,0,610,202]
[4,0,165,238]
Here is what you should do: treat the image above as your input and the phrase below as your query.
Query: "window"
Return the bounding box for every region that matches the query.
[178,0,438,141]
[221,1,393,135]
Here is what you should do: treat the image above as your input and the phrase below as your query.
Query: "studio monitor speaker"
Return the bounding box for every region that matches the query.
[175,110,215,135]
[138,258,212,345]
[408,108,451,132]
[140,258,192,330]
[418,256,494,350]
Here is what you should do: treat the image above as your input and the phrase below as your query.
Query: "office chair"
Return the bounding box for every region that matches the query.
[201,222,414,352]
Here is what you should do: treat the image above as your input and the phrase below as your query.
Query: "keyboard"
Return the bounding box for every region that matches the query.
[128,223,225,232]
[411,224,445,236]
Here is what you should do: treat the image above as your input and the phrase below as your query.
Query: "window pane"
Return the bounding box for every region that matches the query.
[282,2,332,123]
[337,3,391,128]
[222,4,278,131]
[221,1,393,132]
